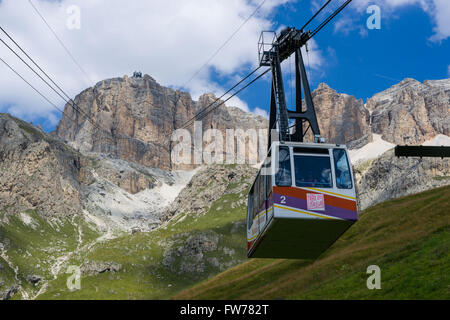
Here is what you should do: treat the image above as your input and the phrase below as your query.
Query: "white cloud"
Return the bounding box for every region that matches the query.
[334,0,450,42]
[0,0,295,128]
[253,107,269,118]
[427,0,450,42]
[226,96,251,113]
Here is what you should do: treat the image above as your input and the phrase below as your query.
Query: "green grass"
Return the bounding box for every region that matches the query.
[37,174,251,300]
[433,176,450,181]
[174,185,450,300]
[296,227,449,299]
[0,210,100,298]
[4,176,448,300]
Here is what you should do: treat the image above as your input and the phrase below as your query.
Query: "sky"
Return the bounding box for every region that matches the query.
[0,0,449,132]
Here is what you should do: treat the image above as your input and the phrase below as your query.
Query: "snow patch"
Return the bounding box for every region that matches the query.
[158,169,200,206]
[19,212,38,229]
[349,134,450,166]
[85,167,199,232]
[349,134,395,165]
[423,134,450,146]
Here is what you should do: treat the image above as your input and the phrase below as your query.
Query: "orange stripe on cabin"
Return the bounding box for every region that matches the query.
[273,186,357,212]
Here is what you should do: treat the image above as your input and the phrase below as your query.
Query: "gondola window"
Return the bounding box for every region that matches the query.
[333,149,352,189]
[294,154,332,188]
[275,146,292,186]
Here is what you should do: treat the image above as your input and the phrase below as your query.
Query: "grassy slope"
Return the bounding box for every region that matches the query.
[38,171,252,300]
[0,210,99,298]
[174,185,450,300]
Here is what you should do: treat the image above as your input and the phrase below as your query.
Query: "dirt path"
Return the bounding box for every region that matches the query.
[0,250,30,299]
[31,220,116,300]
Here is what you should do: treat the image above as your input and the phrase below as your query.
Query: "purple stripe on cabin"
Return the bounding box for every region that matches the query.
[273,193,357,221]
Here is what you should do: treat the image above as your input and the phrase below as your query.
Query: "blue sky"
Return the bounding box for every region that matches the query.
[236,0,450,112]
[0,0,448,132]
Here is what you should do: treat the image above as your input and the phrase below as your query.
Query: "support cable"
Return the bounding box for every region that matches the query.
[190,68,270,125]
[27,0,92,84]
[180,66,263,129]
[299,0,332,31]
[181,0,267,89]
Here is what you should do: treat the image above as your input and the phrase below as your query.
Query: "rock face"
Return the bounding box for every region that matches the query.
[82,154,196,232]
[366,78,450,145]
[55,75,268,170]
[312,83,371,145]
[355,150,450,210]
[0,113,197,232]
[162,232,220,275]
[1,74,449,300]
[0,114,91,219]
[92,156,156,195]
[164,164,256,220]
[81,260,122,276]
[55,74,448,171]
[309,79,449,147]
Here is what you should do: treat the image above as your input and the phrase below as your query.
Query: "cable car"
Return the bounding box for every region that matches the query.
[248,12,359,259]
[247,141,358,259]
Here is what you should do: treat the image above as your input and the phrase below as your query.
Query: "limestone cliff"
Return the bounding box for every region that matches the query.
[55,75,268,170]
[366,78,450,145]
[355,150,450,210]
[0,114,91,219]
[312,83,371,146]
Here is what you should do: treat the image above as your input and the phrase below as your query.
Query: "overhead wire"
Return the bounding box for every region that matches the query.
[0,56,64,115]
[0,23,268,157]
[0,27,90,120]
[27,0,92,85]
[309,0,353,39]
[0,26,175,153]
[2,0,354,153]
[0,32,135,154]
[299,0,332,31]
[181,0,267,90]
[0,55,85,139]
[25,0,271,134]
[193,68,271,124]
[0,32,103,139]
[180,66,264,129]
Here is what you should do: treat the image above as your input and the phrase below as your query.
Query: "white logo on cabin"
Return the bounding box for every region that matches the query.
[307,193,325,211]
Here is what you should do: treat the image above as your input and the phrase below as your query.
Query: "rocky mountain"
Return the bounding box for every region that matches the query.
[0,113,193,232]
[367,78,450,145]
[311,78,450,148]
[55,75,449,169]
[0,114,90,219]
[355,149,450,210]
[1,75,449,300]
[312,83,371,147]
[55,75,268,170]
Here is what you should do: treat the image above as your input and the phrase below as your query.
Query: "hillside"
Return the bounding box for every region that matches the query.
[1,76,449,300]
[174,186,450,300]
[29,184,450,300]
[33,164,256,299]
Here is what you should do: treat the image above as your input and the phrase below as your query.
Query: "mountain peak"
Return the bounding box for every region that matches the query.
[316,82,332,91]
[399,77,419,85]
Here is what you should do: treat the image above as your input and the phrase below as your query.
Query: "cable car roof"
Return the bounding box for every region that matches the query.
[270,140,349,150]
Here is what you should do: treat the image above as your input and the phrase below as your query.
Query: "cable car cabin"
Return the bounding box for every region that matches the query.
[247,141,358,259]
